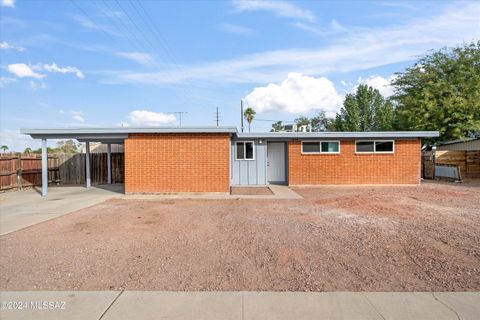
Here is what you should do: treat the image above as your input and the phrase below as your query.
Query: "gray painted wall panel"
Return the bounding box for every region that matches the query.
[231,139,267,186]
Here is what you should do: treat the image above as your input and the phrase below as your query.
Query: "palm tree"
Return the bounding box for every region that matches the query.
[24,147,33,154]
[1,145,8,154]
[243,107,256,132]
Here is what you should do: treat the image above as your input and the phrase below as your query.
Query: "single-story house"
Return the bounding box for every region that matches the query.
[21,127,439,196]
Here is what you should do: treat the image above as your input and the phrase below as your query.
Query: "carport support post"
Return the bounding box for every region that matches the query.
[107,143,112,184]
[41,138,48,197]
[85,141,91,188]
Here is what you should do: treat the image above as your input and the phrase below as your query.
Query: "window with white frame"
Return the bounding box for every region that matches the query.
[301,141,340,154]
[235,141,254,160]
[355,140,394,153]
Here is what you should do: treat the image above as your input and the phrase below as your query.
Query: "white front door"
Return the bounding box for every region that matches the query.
[267,142,286,183]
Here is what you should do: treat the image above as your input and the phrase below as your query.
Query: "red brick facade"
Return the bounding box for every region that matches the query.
[124,133,230,193]
[288,139,421,185]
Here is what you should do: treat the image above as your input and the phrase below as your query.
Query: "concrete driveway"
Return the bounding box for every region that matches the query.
[0,185,123,235]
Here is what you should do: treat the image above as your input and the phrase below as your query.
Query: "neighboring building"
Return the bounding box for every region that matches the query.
[436,138,480,151]
[278,124,311,132]
[21,127,438,195]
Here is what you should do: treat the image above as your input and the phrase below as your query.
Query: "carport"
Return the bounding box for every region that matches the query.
[21,128,127,197]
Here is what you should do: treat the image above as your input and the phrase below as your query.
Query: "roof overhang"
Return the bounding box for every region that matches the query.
[21,127,439,142]
[235,131,440,140]
[20,126,238,143]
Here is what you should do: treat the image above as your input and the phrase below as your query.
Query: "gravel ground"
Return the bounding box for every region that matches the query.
[1,181,479,291]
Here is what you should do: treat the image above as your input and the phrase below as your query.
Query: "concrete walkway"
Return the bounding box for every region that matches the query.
[0,291,478,320]
[124,185,303,200]
[0,185,123,235]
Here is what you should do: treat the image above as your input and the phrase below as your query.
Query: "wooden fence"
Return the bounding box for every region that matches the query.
[0,153,124,191]
[422,150,480,179]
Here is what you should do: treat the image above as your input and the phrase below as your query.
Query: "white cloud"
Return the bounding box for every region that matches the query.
[232,0,315,22]
[0,41,24,51]
[293,19,346,36]
[71,14,122,37]
[0,77,16,87]
[7,63,45,79]
[116,52,154,66]
[43,63,84,79]
[357,75,396,97]
[105,2,480,86]
[127,110,176,126]
[1,0,14,8]
[244,73,343,116]
[217,23,255,35]
[29,80,48,90]
[71,111,85,122]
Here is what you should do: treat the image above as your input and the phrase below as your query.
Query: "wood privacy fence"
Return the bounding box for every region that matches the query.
[0,153,124,191]
[422,150,480,179]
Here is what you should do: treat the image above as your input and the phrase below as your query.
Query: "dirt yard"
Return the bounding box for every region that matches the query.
[1,181,479,291]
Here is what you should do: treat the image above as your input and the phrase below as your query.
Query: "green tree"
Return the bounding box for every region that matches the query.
[334,84,394,131]
[23,147,33,154]
[270,121,285,132]
[56,140,78,153]
[310,111,335,131]
[374,100,395,131]
[294,116,310,130]
[243,107,256,132]
[392,41,480,141]
[1,145,8,153]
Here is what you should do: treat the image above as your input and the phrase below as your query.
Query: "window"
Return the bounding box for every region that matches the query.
[235,141,254,160]
[356,140,394,153]
[356,141,374,153]
[302,142,320,153]
[321,141,339,153]
[375,141,394,152]
[302,141,340,154]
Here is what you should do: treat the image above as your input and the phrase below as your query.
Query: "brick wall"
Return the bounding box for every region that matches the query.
[124,133,230,193]
[288,139,421,185]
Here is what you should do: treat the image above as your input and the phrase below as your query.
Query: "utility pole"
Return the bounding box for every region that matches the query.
[215,107,220,127]
[240,100,244,132]
[172,112,188,127]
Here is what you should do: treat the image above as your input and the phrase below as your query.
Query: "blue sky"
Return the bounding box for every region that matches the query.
[1,0,479,151]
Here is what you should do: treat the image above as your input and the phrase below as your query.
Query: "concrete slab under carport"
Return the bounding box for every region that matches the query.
[0,185,123,235]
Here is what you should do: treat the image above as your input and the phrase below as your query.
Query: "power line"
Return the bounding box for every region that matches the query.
[97,0,151,54]
[115,0,197,104]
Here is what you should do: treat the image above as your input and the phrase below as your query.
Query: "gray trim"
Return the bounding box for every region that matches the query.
[236,131,439,139]
[21,126,237,135]
[22,127,438,140]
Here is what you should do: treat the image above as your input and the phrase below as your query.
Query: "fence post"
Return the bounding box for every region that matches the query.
[41,138,48,196]
[107,144,112,184]
[432,146,437,180]
[16,154,22,190]
[85,141,91,188]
